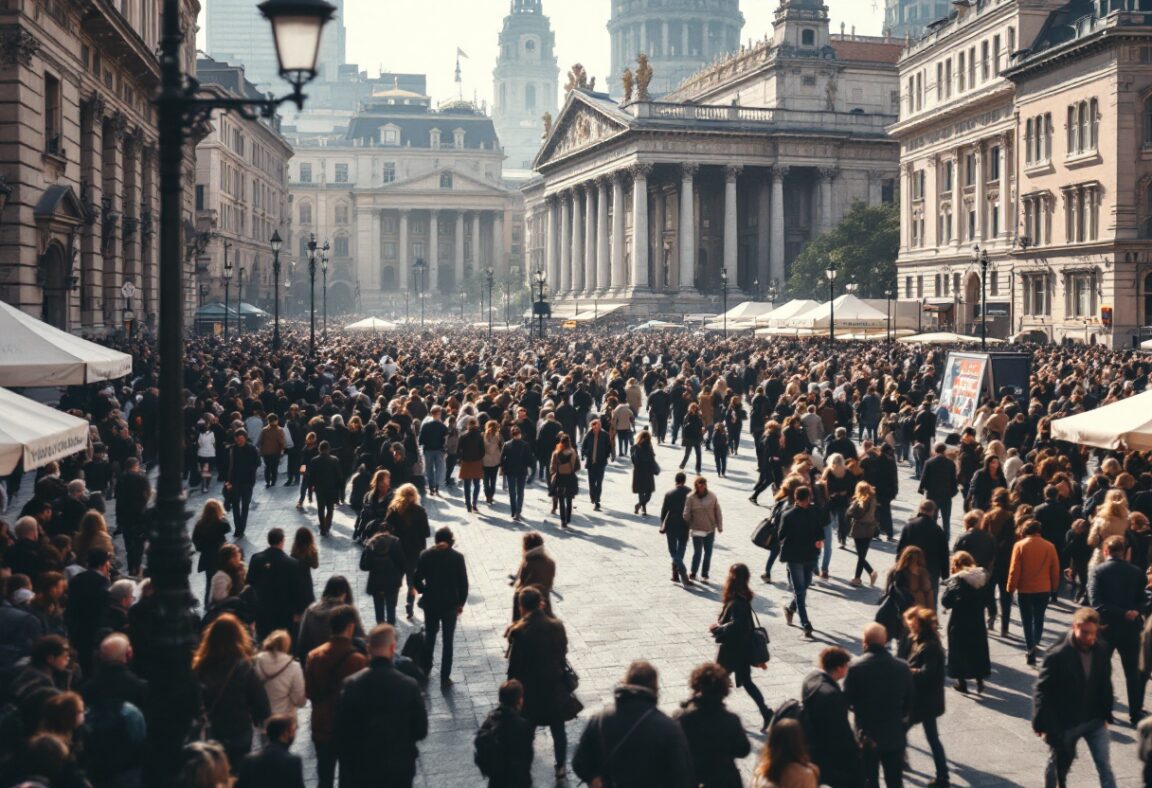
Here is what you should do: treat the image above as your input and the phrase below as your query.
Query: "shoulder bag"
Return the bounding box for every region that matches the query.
[749,607,771,666]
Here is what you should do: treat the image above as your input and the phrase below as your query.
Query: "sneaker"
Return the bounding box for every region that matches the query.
[760,572,771,583]
[849,577,863,587]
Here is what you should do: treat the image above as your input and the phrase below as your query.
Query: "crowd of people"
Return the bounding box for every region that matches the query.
[0,323,1151,786]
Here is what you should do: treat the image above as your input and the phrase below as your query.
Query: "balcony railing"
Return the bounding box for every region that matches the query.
[636,102,894,134]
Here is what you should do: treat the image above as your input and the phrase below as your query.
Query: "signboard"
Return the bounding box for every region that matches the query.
[121,281,137,300]
[988,353,1032,400]
[938,352,990,430]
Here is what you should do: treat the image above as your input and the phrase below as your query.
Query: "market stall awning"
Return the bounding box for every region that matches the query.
[344,317,398,332]
[1051,391,1152,451]
[898,332,1005,345]
[194,303,241,320]
[0,388,90,475]
[783,294,888,330]
[0,300,132,386]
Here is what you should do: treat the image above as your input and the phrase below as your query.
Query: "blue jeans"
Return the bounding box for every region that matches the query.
[507,474,526,516]
[424,450,445,491]
[821,522,834,573]
[786,561,816,628]
[690,532,715,578]
[1018,592,1049,651]
[1045,719,1115,788]
[666,530,688,579]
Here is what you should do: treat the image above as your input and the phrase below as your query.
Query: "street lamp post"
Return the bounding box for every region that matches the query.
[306,233,318,354]
[506,264,519,325]
[321,240,329,339]
[533,268,547,339]
[973,244,991,351]
[222,251,233,341]
[413,258,426,326]
[825,262,838,347]
[150,0,332,780]
[720,267,729,338]
[884,288,894,344]
[766,279,779,308]
[484,266,495,337]
[236,264,245,335]
[270,230,282,350]
[459,287,466,322]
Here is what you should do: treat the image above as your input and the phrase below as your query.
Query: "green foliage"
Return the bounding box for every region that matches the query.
[784,202,899,301]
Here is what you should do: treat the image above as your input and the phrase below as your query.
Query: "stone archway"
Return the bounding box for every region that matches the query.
[40,241,69,330]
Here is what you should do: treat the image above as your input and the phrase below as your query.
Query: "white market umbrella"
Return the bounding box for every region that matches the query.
[784,294,889,331]
[0,300,132,386]
[0,388,90,475]
[898,331,1005,345]
[755,299,820,327]
[344,317,398,332]
[1050,391,1152,450]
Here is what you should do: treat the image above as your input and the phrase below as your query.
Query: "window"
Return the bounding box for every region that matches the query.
[1025,118,1034,164]
[299,236,309,257]
[430,129,441,148]
[917,275,924,298]
[936,63,943,101]
[990,271,999,296]
[912,170,925,200]
[982,41,990,81]
[965,154,976,187]
[335,203,349,225]
[525,39,536,52]
[334,236,349,257]
[958,52,966,91]
[801,29,816,47]
[942,272,949,296]
[299,163,312,183]
[526,84,536,110]
[992,36,1001,75]
[942,161,953,192]
[968,209,976,240]
[1023,273,1050,315]
[44,73,62,155]
[1064,184,1101,242]
[991,200,1000,237]
[1067,100,1098,155]
[381,127,399,145]
[195,185,205,211]
[299,202,312,225]
[382,216,398,234]
[383,162,396,183]
[968,46,976,87]
[453,129,465,149]
[1067,271,1096,317]
[334,163,349,183]
[989,146,1000,182]
[383,242,396,260]
[412,241,424,260]
[944,59,952,99]
[934,274,942,297]
[440,172,453,189]
[905,276,913,299]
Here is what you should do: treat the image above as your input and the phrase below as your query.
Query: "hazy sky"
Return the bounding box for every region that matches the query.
[198,0,884,108]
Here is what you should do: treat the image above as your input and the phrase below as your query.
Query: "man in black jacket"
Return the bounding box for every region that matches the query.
[572,661,692,788]
[659,473,692,587]
[1034,485,1073,555]
[114,458,151,575]
[580,418,612,511]
[917,442,958,542]
[414,527,469,686]
[248,528,305,641]
[335,624,428,788]
[861,444,899,540]
[844,624,913,788]
[67,549,112,675]
[418,406,449,496]
[1033,608,1116,787]
[779,486,824,637]
[499,427,533,521]
[226,429,260,538]
[647,384,670,444]
[307,441,345,536]
[1089,536,1146,725]
[802,647,864,788]
[535,414,563,487]
[896,499,950,605]
[236,714,306,788]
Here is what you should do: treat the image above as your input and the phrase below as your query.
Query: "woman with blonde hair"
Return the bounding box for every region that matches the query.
[846,481,879,587]
[192,613,270,765]
[73,512,114,568]
[820,453,857,575]
[192,499,231,602]
[1088,488,1130,570]
[253,629,305,720]
[386,483,431,620]
[481,419,504,506]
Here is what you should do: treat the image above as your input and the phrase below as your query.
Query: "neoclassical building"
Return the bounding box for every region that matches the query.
[287,85,524,314]
[524,0,902,314]
[0,0,200,334]
[492,0,559,171]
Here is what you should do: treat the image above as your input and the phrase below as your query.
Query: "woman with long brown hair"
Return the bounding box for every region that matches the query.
[846,481,879,587]
[192,613,271,766]
[191,499,231,603]
[209,543,246,604]
[290,526,318,607]
[550,433,580,529]
[752,718,819,788]
[73,512,114,568]
[481,419,504,506]
[903,606,949,787]
[710,563,773,731]
[458,416,485,513]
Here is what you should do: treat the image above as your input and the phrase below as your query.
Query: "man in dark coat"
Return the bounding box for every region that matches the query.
[779,486,824,637]
[802,647,864,788]
[1033,607,1116,787]
[50,479,90,538]
[81,632,147,712]
[659,472,692,586]
[114,458,151,575]
[506,588,571,776]
[918,442,958,541]
[1034,485,1073,553]
[67,549,112,675]
[535,414,563,484]
[673,661,750,788]
[236,714,306,788]
[225,429,260,537]
[572,660,693,788]
[646,384,671,444]
[247,528,305,641]
[580,418,612,511]
[843,624,914,788]
[335,624,428,788]
[5,518,46,580]
[897,499,951,604]
[0,595,43,673]
[413,527,469,686]
[308,440,345,536]
[477,679,536,788]
[499,427,534,521]
[861,444,899,540]
[305,606,368,788]
[1089,536,1147,725]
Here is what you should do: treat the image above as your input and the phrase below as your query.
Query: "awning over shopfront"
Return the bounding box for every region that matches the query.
[0,388,90,475]
[0,300,132,386]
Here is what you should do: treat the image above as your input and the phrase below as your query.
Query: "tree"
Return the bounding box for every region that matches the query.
[784,202,899,301]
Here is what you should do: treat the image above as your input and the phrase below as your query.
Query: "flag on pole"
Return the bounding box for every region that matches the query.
[457,47,469,59]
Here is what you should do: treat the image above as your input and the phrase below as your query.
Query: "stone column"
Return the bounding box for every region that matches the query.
[611,176,626,292]
[952,147,963,245]
[678,162,697,292]
[472,211,482,269]
[999,133,1011,238]
[139,144,156,325]
[80,94,105,329]
[398,210,409,290]
[900,163,912,251]
[428,210,439,292]
[101,113,126,319]
[596,177,611,294]
[756,176,770,291]
[926,156,940,247]
[571,187,585,295]
[818,168,837,233]
[560,193,572,294]
[546,198,559,288]
[653,188,667,291]
[370,211,383,289]
[493,211,504,273]
[867,170,884,206]
[583,186,596,295]
[122,132,142,289]
[356,209,376,292]
[455,211,466,287]
[633,163,652,290]
[723,165,741,282]
[769,165,787,286]
[974,142,985,241]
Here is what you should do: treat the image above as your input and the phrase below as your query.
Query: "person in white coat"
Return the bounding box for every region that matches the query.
[253,629,306,721]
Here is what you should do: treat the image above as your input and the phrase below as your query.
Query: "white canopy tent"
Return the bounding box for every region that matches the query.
[344,317,398,332]
[1050,391,1152,450]
[0,300,132,386]
[632,320,688,332]
[715,301,775,323]
[783,294,889,331]
[898,332,1005,345]
[0,388,90,475]
[754,299,819,327]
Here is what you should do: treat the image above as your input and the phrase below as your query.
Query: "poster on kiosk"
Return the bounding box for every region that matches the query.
[937,351,1032,430]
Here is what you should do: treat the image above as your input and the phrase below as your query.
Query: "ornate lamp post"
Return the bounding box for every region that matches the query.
[484,266,495,337]
[459,287,466,322]
[321,239,329,339]
[413,258,426,326]
[533,268,548,339]
[506,264,519,325]
[720,267,729,338]
[149,0,332,780]
[885,287,894,343]
[236,264,246,335]
[222,250,233,341]
[973,243,991,351]
[306,233,318,354]
[825,262,838,347]
[270,230,282,350]
[766,279,779,308]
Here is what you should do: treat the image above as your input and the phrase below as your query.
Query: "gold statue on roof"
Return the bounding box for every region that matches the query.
[621,67,634,103]
[635,54,653,101]
[564,63,591,94]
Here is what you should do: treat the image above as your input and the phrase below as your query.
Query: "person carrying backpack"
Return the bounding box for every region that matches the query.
[474,679,535,788]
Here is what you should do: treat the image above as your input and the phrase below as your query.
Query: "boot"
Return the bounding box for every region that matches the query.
[672,565,680,583]
[1000,619,1009,638]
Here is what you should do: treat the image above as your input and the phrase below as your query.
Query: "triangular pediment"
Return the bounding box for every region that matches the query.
[33,185,85,224]
[534,91,633,170]
[371,167,510,196]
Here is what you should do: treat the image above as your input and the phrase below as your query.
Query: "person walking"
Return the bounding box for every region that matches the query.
[903,607,949,788]
[252,630,306,721]
[224,429,260,538]
[896,500,950,606]
[475,679,536,788]
[679,402,704,475]
[195,420,217,494]
[510,531,556,621]
[307,441,344,537]
[1033,607,1117,788]
[800,647,864,788]
[1007,519,1061,665]
[257,414,287,488]
[684,476,723,583]
[779,486,824,638]
[235,714,306,788]
[334,624,429,788]
[710,563,773,731]
[386,483,431,621]
[630,430,658,516]
[506,587,578,781]
[749,420,784,506]
[115,457,152,576]
[355,469,393,543]
[304,605,367,788]
[821,453,856,551]
[414,526,469,687]
[918,443,958,542]
[458,417,485,513]
[296,432,319,511]
[248,528,306,642]
[611,397,636,458]
[674,662,752,788]
[846,482,880,588]
[481,420,504,506]
[500,426,533,522]
[660,472,693,588]
[1088,535,1147,725]
[191,499,231,603]
[418,406,449,496]
[549,434,580,529]
[581,418,612,512]
[844,623,914,788]
[360,521,407,625]
[572,660,693,788]
[940,551,991,695]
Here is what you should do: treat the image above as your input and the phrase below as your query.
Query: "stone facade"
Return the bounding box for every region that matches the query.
[287,87,524,315]
[0,0,200,335]
[884,0,954,41]
[193,58,293,314]
[493,0,559,171]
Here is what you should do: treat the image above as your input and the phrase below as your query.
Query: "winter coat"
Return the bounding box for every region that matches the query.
[630,442,658,495]
[843,644,914,753]
[1088,514,1130,570]
[198,660,271,754]
[506,610,572,726]
[360,533,406,595]
[252,650,306,719]
[683,490,723,535]
[296,597,364,662]
[1006,535,1061,595]
[941,568,991,680]
[846,498,879,540]
[387,505,431,573]
[714,595,760,684]
[674,695,750,788]
[906,637,946,724]
[303,636,368,743]
[513,546,556,600]
[334,657,428,786]
[800,670,863,788]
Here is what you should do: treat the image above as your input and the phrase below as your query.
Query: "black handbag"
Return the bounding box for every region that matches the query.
[562,660,580,692]
[750,609,771,665]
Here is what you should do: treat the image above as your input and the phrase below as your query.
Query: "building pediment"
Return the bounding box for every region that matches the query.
[373,167,509,197]
[534,91,632,170]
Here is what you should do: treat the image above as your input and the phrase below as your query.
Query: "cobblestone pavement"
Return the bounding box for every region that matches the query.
[99,428,1145,786]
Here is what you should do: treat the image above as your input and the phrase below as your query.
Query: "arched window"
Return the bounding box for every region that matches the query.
[299,201,312,225]
[335,202,348,225]
[334,236,349,257]
[801,29,815,47]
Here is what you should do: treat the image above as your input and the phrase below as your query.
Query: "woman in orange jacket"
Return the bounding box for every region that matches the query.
[1006,519,1061,665]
